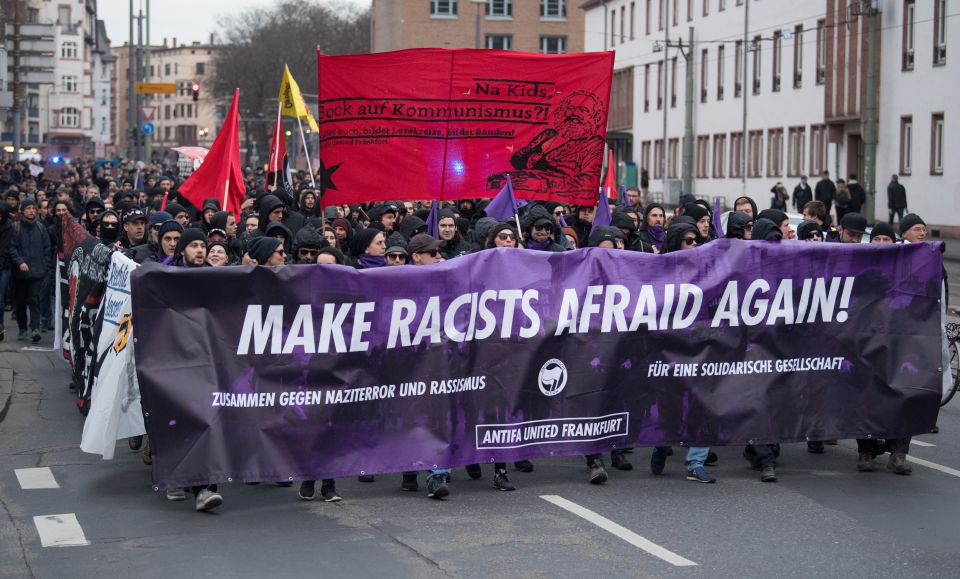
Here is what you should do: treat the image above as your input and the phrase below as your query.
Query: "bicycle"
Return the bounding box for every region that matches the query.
[942,321,960,407]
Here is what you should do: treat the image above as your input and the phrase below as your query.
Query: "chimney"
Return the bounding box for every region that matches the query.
[209,32,215,46]
[163,37,168,48]
[172,37,177,48]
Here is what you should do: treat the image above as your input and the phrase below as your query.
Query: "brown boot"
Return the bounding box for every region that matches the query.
[886,453,913,475]
[856,452,876,472]
[141,437,152,466]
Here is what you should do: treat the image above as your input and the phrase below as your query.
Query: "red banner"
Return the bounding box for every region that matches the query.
[316,49,614,207]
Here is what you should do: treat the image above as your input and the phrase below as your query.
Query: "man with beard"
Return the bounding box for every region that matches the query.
[635,203,665,253]
[486,91,606,201]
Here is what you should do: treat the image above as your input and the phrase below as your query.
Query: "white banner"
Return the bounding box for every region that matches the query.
[80,253,144,459]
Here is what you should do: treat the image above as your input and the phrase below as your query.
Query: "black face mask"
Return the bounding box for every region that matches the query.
[100,223,120,242]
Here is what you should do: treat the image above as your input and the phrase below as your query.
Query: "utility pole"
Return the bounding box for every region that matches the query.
[144,0,152,163]
[661,0,669,193]
[136,8,144,162]
[682,27,694,197]
[127,0,135,159]
[860,1,880,220]
[741,0,749,194]
[11,0,21,163]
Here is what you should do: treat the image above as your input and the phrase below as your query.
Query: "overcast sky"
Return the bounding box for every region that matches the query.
[102,0,370,46]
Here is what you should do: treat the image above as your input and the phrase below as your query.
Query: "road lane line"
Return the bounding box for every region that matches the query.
[907,456,960,478]
[33,514,89,547]
[15,467,59,489]
[910,440,936,447]
[540,495,697,567]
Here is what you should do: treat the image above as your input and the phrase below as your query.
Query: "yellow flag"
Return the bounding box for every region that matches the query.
[279,65,315,126]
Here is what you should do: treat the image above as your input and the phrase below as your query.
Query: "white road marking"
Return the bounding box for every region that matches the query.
[33,514,89,547]
[14,467,59,489]
[910,439,936,447]
[907,456,960,478]
[540,495,697,567]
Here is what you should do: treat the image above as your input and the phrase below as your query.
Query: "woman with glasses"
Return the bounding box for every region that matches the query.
[485,223,522,250]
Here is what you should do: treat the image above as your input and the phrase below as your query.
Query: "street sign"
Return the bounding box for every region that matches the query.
[142,122,155,136]
[136,82,176,94]
[140,106,156,120]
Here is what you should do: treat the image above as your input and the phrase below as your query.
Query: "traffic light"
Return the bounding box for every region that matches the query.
[191,83,200,102]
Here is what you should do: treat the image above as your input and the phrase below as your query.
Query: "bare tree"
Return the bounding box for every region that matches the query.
[211,0,370,160]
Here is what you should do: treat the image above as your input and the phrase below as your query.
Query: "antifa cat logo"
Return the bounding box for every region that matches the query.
[113,314,132,354]
[538,359,567,397]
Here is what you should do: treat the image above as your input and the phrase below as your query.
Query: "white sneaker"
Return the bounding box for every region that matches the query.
[165,488,186,501]
[195,488,223,512]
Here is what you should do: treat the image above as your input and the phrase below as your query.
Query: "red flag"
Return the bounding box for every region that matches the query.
[316,49,614,207]
[265,106,287,192]
[178,88,245,218]
[603,149,617,199]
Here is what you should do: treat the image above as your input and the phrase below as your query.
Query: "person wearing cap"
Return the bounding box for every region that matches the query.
[9,197,52,342]
[793,175,812,212]
[349,228,387,269]
[684,203,712,241]
[588,225,626,249]
[315,246,346,265]
[370,203,399,234]
[120,208,147,249]
[165,203,191,229]
[522,206,564,252]
[899,213,926,243]
[128,211,171,264]
[83,197,105,235]
[757,209,792,240]
[796,220,824,242]
[246,236,286,266]
[173,228,207,267]
[292,227,325,264]
[869,222,897,244]
[836,212,867,244]
[485,222,522,249]
[385,241,408,266]
[406,233,444,265]
[153,220,184,265]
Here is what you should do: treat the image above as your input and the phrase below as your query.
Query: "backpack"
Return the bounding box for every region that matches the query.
[835,188,851,208]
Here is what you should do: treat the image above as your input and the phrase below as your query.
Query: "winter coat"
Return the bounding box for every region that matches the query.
[10,219,53,280]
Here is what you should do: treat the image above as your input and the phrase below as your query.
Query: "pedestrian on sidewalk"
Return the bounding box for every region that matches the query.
[887,175,908,225]
[0,206,14,341]
[9,198,52,342]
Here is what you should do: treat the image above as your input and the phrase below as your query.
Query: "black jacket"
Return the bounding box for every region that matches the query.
[792,183,812,211]
[815,179,836,203]
[887,182,907,210]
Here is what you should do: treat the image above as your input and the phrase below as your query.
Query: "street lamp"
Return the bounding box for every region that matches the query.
[470,0,486,49]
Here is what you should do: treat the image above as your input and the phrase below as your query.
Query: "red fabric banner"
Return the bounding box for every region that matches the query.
[316,49,614,207]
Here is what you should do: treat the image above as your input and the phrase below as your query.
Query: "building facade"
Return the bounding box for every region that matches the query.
[584,0,956,233]
[115,38,220,162]
[371,0,584,54]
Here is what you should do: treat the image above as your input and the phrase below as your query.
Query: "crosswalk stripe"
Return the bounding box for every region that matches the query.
[33,514,89,547]
[14,467,59,489]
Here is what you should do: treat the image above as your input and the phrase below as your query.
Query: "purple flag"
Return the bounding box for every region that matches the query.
[590,189,612,233]
[484,175,526,221]
[426,200,440,239]
[558,213,569,228]
[713,197,723,237]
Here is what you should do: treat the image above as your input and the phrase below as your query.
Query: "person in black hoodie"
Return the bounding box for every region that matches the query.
[190,199,220,232]
[82,197,105,235]
[521,205,564,252]
[0,206,13,341]
[725,211,754,240]
[264,220,294,258]
[292,227,325,264]
[750,218,784,241]
[635,203,666,253]
[438,208,475,259]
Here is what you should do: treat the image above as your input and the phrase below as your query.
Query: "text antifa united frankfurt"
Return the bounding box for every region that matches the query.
[236,276,855,356]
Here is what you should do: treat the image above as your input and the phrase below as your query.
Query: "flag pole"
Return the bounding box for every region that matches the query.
[222,179,230,214]
[295,115,316,189]
[514,212,524,245]
[272,102,281,190]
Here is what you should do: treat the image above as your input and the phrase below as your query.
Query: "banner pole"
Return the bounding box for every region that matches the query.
[296,115,316,189]
[272,102,281,190]
[514,212,524,245]
[222,179,230,214]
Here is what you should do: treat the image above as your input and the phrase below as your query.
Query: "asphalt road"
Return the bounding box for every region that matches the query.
[2,314,960,579]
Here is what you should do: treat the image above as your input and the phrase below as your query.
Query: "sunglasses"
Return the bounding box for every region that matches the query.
[533,224,552,231]
[274,249,286,256]
[298,249,319,258]
[553,210,565,216]
[497,233,516,241]
[387,253,407,260]
[682,237,698,246]
[416,249,440,257]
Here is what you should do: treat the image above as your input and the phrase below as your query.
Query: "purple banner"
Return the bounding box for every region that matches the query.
[132,240,944,489]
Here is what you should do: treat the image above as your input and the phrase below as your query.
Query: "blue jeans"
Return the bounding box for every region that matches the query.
[683,447,710,471]
[889,208,905,225]
[0,268,11,324]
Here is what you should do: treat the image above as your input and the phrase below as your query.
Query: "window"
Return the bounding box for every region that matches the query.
[486,0,512,18]
[657,60,664,110]
[717,45,725,100]
[630,2,636,40]
[620,6,626,43]
[165,105,170,120]
[673,0,678,26]
[61,41,78,59]
[752,36,761,95]
[793,25,803,88]
[900,116,913,175]
[712,134,726,178]
[931,113,944,175]
[164,126,171,140]
[654,139,664,178]
[59,108,79,128]
[787,126,806,177]
[670,57,678,108]
[486,35,511,50]
[196,62,205,75]
[644,64,651,112]
[719,0,726,11]
[541,0,566,19]
[611,11,617,46]
[730,132,743,178]
[541,36,566,53]
[772,31,782,92]
[748,130,763,177]
[668,138,679,178]
[734,40,743,97]
[430,0,457,17]
[700,49,709,103]
[687,0,694,22]
[62,75,78,93]
[58,6,71,25]
[165,63,171,76]
[816,19,826,84]
[703,0,709,18]
[903,1,915,70]
[646,0,652,35]
[696,135,710,178]
[810,124,826,175]
[659,0,665,30]
[641,141,652,177]
[934,0,947,65]
[767,128,783,177]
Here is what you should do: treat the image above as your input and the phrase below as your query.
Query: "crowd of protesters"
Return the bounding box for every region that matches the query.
[0,157,943,513]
